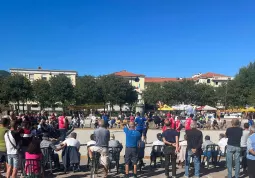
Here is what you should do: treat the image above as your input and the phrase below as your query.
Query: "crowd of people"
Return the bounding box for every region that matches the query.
[0,111,77,178]
[0,110,255,178]
[86,111,255,178]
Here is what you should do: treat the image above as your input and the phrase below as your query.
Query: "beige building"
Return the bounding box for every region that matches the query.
[192,72,233,87]
[9,68,77,112]
[10,67,77,85]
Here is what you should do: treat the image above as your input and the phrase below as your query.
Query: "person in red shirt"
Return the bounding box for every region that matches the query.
[175,116,182,138]
[162,119,171,132]
[130,114,135,122]
[166,112,171,119]
[169,115,175,129]
[185,114,194,130]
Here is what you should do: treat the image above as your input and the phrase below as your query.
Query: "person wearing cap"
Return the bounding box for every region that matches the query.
[40,132,62,168]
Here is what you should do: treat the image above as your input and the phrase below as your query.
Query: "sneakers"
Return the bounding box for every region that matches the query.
[133,174,138,178]
[124,174,129,178]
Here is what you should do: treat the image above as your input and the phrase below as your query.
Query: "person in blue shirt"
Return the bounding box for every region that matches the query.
[123,122,141,178]
[135,112,146,137]
[247,125,255,178]
[248,117,254,127]
[102,112,109,128]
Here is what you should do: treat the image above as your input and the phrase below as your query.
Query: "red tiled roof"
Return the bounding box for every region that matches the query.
[113,70,145,77]
[198,72,228,78]
[145,77,180,83]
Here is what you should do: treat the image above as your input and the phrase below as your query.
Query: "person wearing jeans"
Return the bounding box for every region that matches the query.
[185,121,203,178]
[185,150,201,178]
[240,123,250,172]
[247,126,255,178]
[225,118,243,178]
[162,120,179,178]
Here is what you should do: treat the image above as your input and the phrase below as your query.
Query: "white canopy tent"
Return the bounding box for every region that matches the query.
[202,105,217,111]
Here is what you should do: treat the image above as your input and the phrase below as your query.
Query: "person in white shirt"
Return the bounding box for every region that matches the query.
[240,123,250,172]
[151,133,164,167]
[152,133,164,146]
[218,133,228,155]
[60,132,80,151]
[87,134,96,148]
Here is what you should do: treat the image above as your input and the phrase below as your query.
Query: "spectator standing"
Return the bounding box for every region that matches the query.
[130,114,135,123]
[225,118,243,178]
[58,112,68,142]
[135,112,146,137]
[185,114,193,131]
[240,123,250,173]
[102,113,109,128]
[169,115,175,129]
[162,120,179,178]
[247,126,255,178]
[248,117,254,127]
[4,120,22,178]
[89,120,110,178]
[175,117,182,138]
[185,121,203,178]
[0,116,9,177]
[123,122,141,178]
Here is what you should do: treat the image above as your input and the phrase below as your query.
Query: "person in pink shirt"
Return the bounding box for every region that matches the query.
[185,114,194,130]
[25,137,43,177]
[130,113,135,122]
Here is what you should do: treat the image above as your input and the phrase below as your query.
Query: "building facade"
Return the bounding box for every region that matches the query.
[9,68,77,112]
[10,68,77,86]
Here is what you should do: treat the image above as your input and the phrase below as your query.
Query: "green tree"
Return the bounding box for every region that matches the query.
[74,75,99,105]
[98,75,138,111]
[49,75,74,111]
[194,84,216,106]
[32,79,51,109]
[143,83,164,107]
[2,74,33,112]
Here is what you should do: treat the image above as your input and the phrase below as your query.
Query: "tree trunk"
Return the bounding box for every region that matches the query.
[104,101,106,112]
[22,101,25,113]
[119,104,122,112]
[17,101,20,113]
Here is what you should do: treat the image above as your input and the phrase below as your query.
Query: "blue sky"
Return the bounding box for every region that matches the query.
[0,0,255,77]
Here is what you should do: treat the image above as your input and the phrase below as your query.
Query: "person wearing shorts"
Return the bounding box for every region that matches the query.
[124,122,141,178]
[88,120,110,178]
[4,120,22,178]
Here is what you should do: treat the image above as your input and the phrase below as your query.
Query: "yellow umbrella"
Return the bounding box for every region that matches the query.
[158,104,174,111]
[246,107,255,112]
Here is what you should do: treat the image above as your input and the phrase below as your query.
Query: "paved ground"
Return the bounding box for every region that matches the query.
[46,157,249,178]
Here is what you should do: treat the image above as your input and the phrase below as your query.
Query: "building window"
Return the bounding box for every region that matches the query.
[42,74,47,80]
[207,79,211,83]
[29,74,34,81]
[215,81,218,85]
